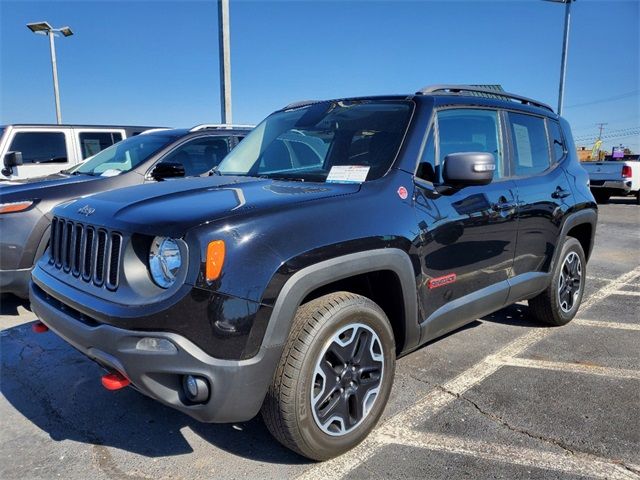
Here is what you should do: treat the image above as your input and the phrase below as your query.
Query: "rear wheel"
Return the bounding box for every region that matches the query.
[529,237,586,326]
[636,191,640,205]
[261,292,395,460]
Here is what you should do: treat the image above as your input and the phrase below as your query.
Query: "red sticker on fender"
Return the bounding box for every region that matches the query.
[428,273,457,289]
[397,186,408,200]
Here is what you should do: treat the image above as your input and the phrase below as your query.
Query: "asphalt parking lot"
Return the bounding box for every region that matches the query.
[1,198,639,480]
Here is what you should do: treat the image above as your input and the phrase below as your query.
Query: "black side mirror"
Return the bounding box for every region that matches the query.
[2,151,23,176]
[150,162,185,181]
[443,152,495,187]
[4,151,23,168]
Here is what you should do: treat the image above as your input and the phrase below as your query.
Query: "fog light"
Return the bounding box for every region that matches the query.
[135,337,177,353]
[182,375,210,403]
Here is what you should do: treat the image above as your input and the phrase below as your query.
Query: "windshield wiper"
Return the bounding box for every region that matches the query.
[259,175,307,182]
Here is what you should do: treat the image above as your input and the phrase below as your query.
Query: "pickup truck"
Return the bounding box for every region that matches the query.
[582,160,640,204]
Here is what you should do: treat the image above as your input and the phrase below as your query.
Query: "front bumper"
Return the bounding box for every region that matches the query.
[30,281,283,423]
[0,268,31,298]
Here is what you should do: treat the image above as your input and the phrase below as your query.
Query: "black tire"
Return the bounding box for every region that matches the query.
[261,292,395,460]
[635,191,640,205]
[593,191,610,204]
[529,237,586,326]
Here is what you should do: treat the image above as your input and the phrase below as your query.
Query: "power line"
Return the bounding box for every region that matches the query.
[565,90,639,109]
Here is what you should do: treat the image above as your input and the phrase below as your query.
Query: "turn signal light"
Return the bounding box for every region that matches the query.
[206,240,225,281]
[0,201,34,214]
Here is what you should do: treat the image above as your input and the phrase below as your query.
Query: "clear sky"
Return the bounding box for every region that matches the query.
[1,0,638,152]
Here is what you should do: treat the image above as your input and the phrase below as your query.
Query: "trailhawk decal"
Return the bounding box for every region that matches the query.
[428,273,457,289]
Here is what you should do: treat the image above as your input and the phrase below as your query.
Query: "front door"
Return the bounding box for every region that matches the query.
[413,107,518,341]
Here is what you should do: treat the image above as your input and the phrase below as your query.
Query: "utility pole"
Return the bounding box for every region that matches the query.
[594,122,607,160]
[596,122,607,140]
[218,0,232,124]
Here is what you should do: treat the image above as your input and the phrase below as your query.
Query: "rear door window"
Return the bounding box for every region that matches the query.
[507,113,551,176]
[8,132,68,163]
[79,132,123,159]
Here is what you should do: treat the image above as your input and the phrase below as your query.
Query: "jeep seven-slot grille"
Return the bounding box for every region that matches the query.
[49,217,123,290]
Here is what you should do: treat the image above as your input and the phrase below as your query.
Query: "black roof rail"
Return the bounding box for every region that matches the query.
[416,84,554,113]
[282,100,323,110]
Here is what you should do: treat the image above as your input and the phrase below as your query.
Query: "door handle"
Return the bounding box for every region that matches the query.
[552,187,571,199]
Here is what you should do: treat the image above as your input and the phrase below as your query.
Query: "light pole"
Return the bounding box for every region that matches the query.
[218,0,232,124]
[544,0,575,116]
[27,21,74,124]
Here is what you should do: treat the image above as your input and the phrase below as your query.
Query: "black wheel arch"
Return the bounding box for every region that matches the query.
[261,248,420,356]
[553,208,597,268]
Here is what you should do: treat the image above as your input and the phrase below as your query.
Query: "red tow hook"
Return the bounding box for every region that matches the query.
[32,321,49,333]
[101,372,131,391]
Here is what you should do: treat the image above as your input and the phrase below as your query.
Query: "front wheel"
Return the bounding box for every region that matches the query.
[529,237,586,326]
[261,292,395,460]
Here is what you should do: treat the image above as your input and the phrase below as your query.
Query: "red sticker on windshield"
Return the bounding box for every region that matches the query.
[397,186,408,200]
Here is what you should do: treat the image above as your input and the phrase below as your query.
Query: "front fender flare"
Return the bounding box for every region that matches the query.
[262,248,419,353]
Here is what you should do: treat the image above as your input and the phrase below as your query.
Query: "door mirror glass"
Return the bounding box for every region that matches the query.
[4,151,23,168]
[150,162,185,181]
[443,152,495,187]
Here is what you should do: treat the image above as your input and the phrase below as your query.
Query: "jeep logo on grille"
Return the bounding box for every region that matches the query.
[77,205,95,216]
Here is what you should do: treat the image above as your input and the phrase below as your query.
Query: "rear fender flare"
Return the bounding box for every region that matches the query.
[552,209,597,268]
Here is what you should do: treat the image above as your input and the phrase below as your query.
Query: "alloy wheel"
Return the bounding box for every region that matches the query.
[311,323,384,436]
[558,251,582,313]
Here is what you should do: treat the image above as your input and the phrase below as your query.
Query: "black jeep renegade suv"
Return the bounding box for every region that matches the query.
[30,85,597,460]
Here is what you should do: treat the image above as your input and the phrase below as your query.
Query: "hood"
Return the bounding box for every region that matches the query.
[53,175,360,236]
[0,172,99,202]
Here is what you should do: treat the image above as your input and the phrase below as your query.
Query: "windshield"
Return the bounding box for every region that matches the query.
[217,100,413,182]
[73,133,180,176]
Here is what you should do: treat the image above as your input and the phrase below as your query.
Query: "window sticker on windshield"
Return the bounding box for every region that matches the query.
[326,165,370,183]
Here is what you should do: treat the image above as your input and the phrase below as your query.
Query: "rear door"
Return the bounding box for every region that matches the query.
[414,107,519,341]
[505,112,573,297]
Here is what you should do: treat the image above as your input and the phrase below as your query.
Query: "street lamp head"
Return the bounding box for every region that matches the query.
[59,26,73,37]
[26,21,53,34]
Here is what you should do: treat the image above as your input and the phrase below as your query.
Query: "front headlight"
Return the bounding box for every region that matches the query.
[149,237,182,288]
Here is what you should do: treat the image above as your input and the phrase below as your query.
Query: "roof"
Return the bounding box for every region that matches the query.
[280,84,555,116]
[1,124,162,129]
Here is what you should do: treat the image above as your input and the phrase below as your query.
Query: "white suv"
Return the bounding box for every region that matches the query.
[0,124,160,181]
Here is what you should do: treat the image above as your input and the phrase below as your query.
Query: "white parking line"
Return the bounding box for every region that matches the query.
[574,319,640,331]
[494,357,640,381]
[296,266,640,480]
[611,290,640,296]
[378,429,640,480]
